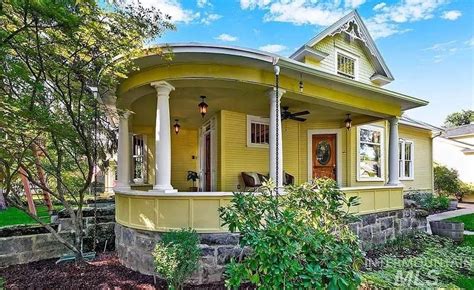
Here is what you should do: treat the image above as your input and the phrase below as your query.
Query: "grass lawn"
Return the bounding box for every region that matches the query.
[446,213,474,231]
[363,232,474,289]
[0,206,51,228]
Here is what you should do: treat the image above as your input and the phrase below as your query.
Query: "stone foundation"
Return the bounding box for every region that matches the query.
[115,208,427,284]
[115,224,242,284]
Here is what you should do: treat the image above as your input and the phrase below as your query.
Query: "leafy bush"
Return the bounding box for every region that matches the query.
[363,233,474,288]
[220,179,363,289]
[434,164,460,196]
[458,182,474,202]
[153,229,201,290]
[405,191,450,211]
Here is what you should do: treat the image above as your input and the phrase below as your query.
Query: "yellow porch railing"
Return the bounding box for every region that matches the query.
[115,185,404,233]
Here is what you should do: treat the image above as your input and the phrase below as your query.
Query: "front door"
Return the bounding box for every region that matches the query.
[204,133,211,192]
[312,134,337,180]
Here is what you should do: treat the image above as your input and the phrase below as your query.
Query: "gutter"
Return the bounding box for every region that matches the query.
[274,57,429,108]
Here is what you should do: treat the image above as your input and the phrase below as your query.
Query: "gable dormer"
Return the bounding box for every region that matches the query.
[290,10,394,86]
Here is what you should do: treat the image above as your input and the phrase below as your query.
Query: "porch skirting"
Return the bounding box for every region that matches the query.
[115,208,427,284]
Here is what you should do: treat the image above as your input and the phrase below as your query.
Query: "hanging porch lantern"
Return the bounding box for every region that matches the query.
[198,96,208,118]
[173,119,181,134]
[344,114,352,130]
[299,73,304,93]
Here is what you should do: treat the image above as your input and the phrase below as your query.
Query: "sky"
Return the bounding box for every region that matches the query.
[133,0,473,126]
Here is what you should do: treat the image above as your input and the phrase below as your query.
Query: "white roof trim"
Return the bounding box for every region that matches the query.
[291,45,329,62]
[289,10,394,81]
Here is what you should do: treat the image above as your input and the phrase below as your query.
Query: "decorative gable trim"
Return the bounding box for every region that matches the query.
[370,74,392,86]
[290,10,394,83]
[291,45,329,62]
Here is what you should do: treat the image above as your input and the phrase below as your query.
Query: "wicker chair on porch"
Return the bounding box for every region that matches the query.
[241,171,294,191]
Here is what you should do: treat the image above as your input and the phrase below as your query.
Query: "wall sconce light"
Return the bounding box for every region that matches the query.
[344,114,352,130]
[299,73,304,93]
[198,96,208,118]
[173,119,180,134]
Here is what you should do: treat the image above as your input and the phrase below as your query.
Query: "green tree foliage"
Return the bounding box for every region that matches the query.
[220,179,363,289]
[153,229,201,290]
[434,164,460,196]
[0,0,173,260]
[444,109,473,128]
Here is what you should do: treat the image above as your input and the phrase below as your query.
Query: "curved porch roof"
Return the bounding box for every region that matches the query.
[117,43,428,117]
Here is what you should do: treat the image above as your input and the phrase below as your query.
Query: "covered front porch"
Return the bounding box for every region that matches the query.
[113,44,424,232]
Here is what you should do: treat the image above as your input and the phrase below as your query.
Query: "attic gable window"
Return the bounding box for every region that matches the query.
[337,52,356,79]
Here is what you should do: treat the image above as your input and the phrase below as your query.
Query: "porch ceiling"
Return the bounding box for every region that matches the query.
[130,79,370,128]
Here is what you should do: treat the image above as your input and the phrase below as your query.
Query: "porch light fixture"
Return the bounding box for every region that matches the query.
[173,119,181,134]
[344,114,352,130]
[299,73,304,93]
[198,96,208,118]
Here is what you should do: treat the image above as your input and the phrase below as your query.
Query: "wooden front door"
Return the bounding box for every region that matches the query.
[204,133,211,191]
[312,134,337,180]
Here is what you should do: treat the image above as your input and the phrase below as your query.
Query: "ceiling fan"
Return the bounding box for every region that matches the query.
[281,106,310,122]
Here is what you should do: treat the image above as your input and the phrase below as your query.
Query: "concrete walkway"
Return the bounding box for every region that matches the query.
[426,203,474,235]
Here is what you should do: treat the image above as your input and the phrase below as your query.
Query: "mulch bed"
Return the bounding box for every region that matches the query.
[0,253,231,289]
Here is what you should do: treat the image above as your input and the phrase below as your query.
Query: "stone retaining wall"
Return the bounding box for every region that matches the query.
[350,208,428,250]
[0,205,115,268]
[115,208,428,284]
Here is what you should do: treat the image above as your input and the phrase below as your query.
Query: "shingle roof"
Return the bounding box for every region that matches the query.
[444,124,474,138]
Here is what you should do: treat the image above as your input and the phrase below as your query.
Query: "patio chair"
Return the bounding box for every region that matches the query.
[284,172,295,185]
[241,172,266,191]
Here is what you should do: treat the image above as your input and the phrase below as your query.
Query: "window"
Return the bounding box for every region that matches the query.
[247,115,269,147]
[132,134,147,183]
[357,125,384,180]
[399,140,414,180]
[337,52,356,79]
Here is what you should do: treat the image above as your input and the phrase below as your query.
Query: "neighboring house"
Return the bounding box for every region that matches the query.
[112,11,435,279]
[433,124,474,184]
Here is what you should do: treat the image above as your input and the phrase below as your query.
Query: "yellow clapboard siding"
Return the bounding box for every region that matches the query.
[171,129,199,191]
[399,124,433,191]
[310,34,378,86]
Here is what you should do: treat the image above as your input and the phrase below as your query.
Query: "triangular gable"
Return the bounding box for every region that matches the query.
[290,10,394,84]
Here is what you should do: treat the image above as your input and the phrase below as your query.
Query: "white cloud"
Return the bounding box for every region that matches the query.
[466,37,474,47]
[125,0,199,23]
[424,40,457,51]
[201,13,222,25]
[366,0,448,39]
[423,39,473,63]
[259,44,287,53]
[197,0,210,8]
[345,0,366,9]
[441,10,462,21]
[215,33,238,42]
[240,0,271,9]
[373,2,386,11]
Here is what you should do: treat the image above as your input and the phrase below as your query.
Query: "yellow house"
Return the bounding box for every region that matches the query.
[114,11,433,234]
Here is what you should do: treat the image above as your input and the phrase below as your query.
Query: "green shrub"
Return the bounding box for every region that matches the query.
[220,179,363,289]
[458,182,474,202]
[153,229,201,290]
[434,164,461,196]
[406,191,450,211]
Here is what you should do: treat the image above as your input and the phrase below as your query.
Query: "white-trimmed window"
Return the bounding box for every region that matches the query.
[336,52,357,79]
[399,139,414,180]
[247,115,269,148]
[357,125,384,181]
[132,134,147,183]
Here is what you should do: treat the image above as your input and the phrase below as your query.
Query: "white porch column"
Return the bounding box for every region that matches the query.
[116,112,131,190]
[387,117,400,185]
[150,81,177,193]
[268,87,286,189]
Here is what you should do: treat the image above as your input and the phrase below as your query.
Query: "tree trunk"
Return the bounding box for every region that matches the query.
[0,189,6,210]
